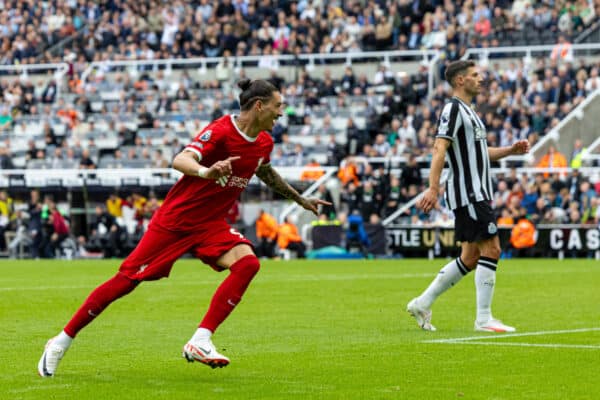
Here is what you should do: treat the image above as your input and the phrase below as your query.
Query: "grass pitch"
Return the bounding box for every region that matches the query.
[1,258,599,400]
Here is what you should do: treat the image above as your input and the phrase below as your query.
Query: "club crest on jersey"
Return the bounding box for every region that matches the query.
[475,126,487,140]
[200,130,212,141]
[488,222,497,235]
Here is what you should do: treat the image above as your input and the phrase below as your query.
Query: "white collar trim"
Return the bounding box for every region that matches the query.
[230,114,258,142]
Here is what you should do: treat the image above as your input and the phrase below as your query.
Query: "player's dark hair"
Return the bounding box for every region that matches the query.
[444,60,476,87]
[238,79,278,111]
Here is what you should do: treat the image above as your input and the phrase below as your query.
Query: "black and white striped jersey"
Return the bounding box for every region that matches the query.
[435,97,493,210]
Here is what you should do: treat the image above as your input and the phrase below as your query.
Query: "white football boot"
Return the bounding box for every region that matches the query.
[183,337,230,369]
[38,337,68,377]
[474,318,516,333]
[407,298,436,331]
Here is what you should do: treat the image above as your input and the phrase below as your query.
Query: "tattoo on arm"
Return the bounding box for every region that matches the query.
[256,164,304,204]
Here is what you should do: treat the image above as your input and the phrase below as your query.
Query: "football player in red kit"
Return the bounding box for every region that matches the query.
[38,79,331,376]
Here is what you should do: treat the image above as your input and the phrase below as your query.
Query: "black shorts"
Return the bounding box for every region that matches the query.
[453,201,498,243]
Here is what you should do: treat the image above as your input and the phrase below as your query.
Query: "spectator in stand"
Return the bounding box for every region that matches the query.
[570,138,586,169]
[337,157,360,187]
[537,144,568,177]
[300,159,325,182]
[255,209,278,259]
[356,180,380,221]
[277,216,306,258]
[578,180,596,214]
[551,35,574,62]
[493,180,511,209]
[326,134,344,166]
[289,143,306,167]
[106,193,125,219]
[346,210,370,257]
[89,205,124,258]
[398,118,417,145]
[131,192,147,214]
[581,197,598,225]
[0,146,14,169]
[372,134,390,156]
[41,201,70,259]
[474,15,492,38]
[0,190,14,252]
[521,183,540,215]
[509,212,537,257]
[314,184,336,219]
[529,197,551,225]
[153,149,170,169]
[399,154,423,195]
[497,208,515,227]
[79,149,96,169]
[25,190,44,259]
[383,175,402,218]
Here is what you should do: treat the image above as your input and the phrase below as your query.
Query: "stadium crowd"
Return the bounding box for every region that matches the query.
[2,54,600,169]
[1,163,599,258]
[1,0,600,258]
[0,188,163,258]
[1,0,598,66]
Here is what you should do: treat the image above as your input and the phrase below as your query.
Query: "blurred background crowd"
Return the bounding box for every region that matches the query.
[1,0,600,258]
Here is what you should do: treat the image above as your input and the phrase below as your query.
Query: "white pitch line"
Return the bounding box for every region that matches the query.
[441,341,600,350]
[424,327,600,343]
[0,272,435,291]
[0,285,97,292]
[8,384,72,394]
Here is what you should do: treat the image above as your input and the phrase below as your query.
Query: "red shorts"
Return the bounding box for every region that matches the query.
[119,221,253,281]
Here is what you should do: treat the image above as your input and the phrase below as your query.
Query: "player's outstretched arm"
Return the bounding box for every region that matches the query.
[256,164,331,216]
[488,139,530,161]
[172,150,239,181]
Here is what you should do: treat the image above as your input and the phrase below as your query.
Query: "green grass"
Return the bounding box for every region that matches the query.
[1,258,599,400]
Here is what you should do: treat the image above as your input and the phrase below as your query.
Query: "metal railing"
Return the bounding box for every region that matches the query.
[581,136,600,162]
[80,49,438,79]
[79,49,440,97]
[0,63,69,77]
[461,42,600,61]
[574,20,600,44]
[0,63,70,105]
[0,166,337,189]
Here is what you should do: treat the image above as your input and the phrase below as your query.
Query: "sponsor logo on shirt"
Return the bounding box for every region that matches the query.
[228,176,249,189]
[475,125,487,140]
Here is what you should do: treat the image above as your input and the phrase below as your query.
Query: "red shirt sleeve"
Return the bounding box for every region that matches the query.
[185,125,222,163]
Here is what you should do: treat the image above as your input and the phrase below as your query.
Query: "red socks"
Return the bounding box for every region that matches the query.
[64,272,138,337]
[200,255,260,332]
[63,255,261,338]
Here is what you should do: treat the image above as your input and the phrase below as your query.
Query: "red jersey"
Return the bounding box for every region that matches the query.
[152,115,273,231]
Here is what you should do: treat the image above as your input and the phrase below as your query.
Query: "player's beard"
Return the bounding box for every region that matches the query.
[467,84,480,98]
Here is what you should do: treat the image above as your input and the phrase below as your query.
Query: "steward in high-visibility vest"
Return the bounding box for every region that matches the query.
[510,218,536,249]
